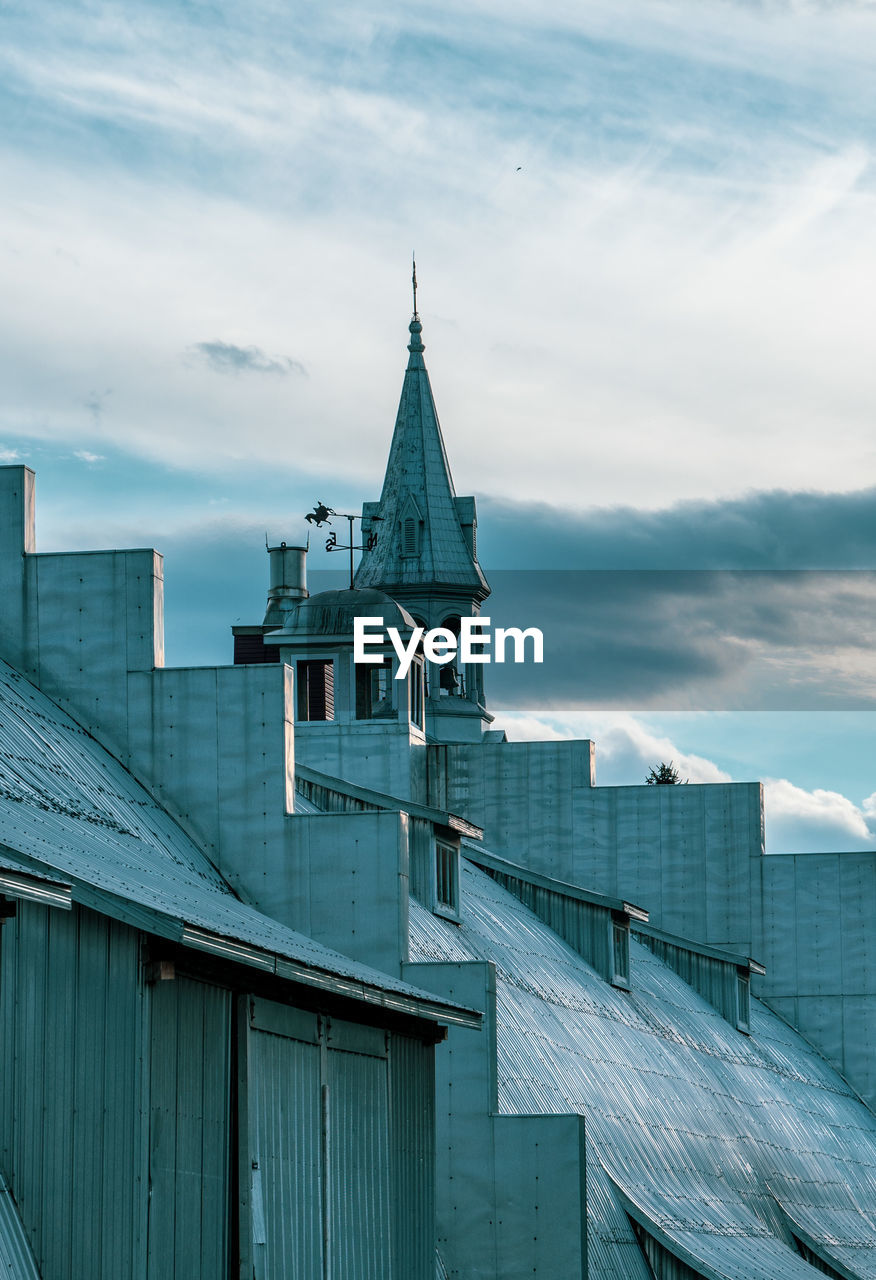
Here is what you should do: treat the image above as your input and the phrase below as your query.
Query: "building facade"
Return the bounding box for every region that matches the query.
[1,301,875,1278]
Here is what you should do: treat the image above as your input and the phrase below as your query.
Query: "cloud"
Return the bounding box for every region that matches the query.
[484,568,876,711]
[1,1,876,508]
[0,448,21,463]
[764,777,876,851]
[498,711,731,785]
[480,486,876,570]
[73,449,104,464]
[189,341,307,378]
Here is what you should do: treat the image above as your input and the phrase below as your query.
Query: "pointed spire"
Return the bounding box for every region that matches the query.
[354,275,489,600]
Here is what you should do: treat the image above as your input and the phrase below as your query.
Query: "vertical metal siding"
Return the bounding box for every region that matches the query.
[146,976,231,1280]
[327,1045,391,1279]
[247,1002,425,1280]
[0,901,144,1280]
[248,1022,323,1279]
[390,1035,435,1280]
[409,817,434,906]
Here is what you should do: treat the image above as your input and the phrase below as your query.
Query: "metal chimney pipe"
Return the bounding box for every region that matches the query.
[264,542,308,625]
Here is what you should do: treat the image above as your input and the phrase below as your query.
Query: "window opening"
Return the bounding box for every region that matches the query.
[297,660,334,722]
[355,661,393,720]
[435,842,459,913]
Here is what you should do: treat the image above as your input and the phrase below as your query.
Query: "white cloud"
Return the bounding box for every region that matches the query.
[493,713,573,743]
[764,777,876,852]
[495,711,731,785]
[2,3,876,510]
[73,450,104,464]
[0,448,21,463]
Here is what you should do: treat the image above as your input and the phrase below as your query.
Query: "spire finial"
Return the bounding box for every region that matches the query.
[408,254,425,360]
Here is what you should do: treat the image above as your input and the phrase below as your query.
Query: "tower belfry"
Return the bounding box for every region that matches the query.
[355,279,492,741]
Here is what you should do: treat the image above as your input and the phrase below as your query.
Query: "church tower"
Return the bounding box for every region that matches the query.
[354,276,492,742]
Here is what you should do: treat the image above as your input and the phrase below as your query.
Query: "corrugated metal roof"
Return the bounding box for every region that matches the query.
[410,860,876,1280]
[0,1170,40,1279]
[0,659,479,1027]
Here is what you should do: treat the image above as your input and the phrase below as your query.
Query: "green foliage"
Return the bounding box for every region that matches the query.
[645,761,686,785]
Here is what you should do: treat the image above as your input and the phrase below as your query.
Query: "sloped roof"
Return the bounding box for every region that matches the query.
[354,316,489,597]
[0,1169,40,1280]
[0,659,478,1027]
[410,861,876,1280]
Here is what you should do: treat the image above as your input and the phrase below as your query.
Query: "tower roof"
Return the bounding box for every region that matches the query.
[354,312,489,599]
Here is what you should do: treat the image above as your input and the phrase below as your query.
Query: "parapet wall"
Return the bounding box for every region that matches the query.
[759,851,876,1111]
[430,737,764,953]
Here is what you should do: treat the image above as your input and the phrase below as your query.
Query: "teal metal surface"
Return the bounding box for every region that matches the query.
[246,1000,430,1279]
[147,977,231,1280]
[0,902,144,1279]
[0,1170,40,1280]
[327,1045,392,1276]
[0,659,478,1027]
[391,1035,435,1280]
[410,861,876,1280]
[248,1012,323,1278]
[354,315,488,597]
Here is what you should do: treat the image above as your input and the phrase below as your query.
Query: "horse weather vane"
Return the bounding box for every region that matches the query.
[304,501,380,588]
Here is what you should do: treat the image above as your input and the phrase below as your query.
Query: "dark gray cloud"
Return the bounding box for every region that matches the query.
[190,341,307,378]
[480,487,876,570]
[156,489,876,713]
[483,569,876,711]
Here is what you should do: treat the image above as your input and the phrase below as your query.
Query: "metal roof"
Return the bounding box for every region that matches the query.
[0,1170,40,1279]
[410,860,876,1279]
[354,315,489,596]
[0,659,479,1028]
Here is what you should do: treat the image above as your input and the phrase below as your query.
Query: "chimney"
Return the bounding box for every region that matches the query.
[264,542,308,626]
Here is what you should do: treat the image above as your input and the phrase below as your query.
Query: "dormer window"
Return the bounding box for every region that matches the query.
[434,840,460,917]
[611,913,630,989]
[399,494,423,558]
[736,968,751,1033]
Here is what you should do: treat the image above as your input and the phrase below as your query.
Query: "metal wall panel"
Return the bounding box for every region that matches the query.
[0,901,145,1280]
[247,1000,432,1280]
[248,1017,323,1279]
[328,1046,391,1278]
[390,1035,435,1280]
[147,976,231,1280]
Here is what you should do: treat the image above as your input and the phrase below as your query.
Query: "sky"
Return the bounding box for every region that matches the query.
[2,0,876,852]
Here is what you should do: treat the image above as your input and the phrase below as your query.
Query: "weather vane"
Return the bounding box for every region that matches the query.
[412,252,418,318]
[304,502,380,588]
